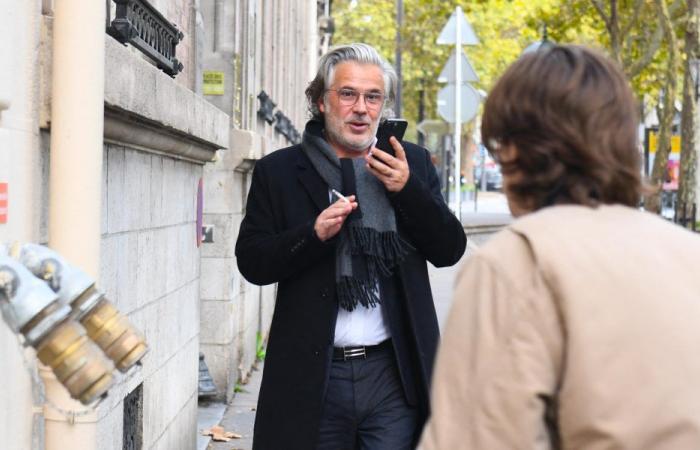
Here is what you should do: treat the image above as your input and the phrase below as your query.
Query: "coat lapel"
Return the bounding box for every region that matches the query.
[296,150,329,213]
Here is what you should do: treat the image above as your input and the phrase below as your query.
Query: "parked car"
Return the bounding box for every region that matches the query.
[473,156,503,191]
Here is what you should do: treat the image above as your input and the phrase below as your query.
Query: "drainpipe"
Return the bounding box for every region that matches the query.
[47,0,106,447]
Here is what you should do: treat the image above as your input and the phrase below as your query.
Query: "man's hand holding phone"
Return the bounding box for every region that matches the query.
[366,137,410,193]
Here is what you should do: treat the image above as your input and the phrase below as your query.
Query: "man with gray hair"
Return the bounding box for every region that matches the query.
[236,43,465,449]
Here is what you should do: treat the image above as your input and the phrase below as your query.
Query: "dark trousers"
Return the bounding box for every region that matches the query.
[316,344,418,450]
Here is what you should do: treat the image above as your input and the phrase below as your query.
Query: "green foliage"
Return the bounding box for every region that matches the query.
[540,0,687,112]
[331,0,687,130]
[332,0,564,136]
[256,331,266,361]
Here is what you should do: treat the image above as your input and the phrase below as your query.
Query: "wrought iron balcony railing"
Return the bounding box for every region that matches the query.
[107,0,184,77]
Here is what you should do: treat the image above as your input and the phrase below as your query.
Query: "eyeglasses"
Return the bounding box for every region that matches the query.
[486,138,502,151]
[326,88,386,108]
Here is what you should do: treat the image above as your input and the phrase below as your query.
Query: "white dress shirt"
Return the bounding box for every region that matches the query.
[334,296,390,347]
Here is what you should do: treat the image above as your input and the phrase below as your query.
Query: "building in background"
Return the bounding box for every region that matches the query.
[0,0,330,449]
[198,0,329,402]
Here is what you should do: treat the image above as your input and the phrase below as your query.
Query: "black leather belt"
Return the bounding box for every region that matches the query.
[332,339,392,361]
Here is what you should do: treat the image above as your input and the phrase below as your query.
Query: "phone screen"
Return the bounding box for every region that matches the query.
[375,119,408,156]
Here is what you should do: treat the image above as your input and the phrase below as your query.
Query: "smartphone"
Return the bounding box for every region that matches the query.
[375,118,408,157]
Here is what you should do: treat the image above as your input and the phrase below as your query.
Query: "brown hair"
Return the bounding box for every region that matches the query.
[481,45,643,210]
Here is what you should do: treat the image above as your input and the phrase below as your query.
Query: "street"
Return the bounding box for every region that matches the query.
[450,190,511,216]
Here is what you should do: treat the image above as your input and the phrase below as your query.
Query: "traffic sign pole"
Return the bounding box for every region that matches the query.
[454,6,462,221]
[436,6,479,221]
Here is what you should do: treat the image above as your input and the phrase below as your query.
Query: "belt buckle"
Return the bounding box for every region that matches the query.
[343,346,366,361]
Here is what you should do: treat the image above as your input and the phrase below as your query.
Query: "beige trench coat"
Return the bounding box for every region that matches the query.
[420,205,700,450]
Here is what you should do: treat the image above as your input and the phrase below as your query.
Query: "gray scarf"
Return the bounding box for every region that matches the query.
[301,120,411,311]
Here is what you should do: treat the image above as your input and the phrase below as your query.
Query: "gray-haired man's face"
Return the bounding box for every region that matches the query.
[319,61,384,158]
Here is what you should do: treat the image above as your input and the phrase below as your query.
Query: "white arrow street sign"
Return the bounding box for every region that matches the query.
[438,50,479,83]
[436,8,479,45]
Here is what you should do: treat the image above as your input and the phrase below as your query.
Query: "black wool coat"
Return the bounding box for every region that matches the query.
[235,140,466,450]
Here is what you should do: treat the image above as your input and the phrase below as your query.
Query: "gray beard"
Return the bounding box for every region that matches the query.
[326,126,373,153]
[322,99,383,153]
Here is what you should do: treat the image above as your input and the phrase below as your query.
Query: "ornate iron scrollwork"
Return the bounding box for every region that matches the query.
[258,91,301,144]
[107,0,184,77]
[274,112,292,140]
[257,91,277,124]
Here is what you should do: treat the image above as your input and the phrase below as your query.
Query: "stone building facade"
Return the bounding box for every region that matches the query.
[0,0,326,449]
[198,0,323,402]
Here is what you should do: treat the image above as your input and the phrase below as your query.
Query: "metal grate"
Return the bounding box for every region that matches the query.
[107,0,184,77]
[123,384,143,450]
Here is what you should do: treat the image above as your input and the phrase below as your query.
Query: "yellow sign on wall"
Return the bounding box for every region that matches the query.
[648,131,680,154]
[203,71,225,96]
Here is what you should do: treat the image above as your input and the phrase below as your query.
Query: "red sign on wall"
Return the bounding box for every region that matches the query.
[0,183,7,224]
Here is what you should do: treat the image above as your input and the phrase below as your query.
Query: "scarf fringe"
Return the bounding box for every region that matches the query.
[337,276,381,311]
[348,226,412,275]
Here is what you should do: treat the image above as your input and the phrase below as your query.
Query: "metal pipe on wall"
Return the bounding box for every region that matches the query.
[49,0,105,278]
[46,0,106,447]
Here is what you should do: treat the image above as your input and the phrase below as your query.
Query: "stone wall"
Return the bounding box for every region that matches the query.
[0,3,229,448]
[94,144,202,450]
[0,117,214,450]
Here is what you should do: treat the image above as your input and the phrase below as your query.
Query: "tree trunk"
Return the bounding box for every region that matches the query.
[678,0,699,227]
[646,0,680,213]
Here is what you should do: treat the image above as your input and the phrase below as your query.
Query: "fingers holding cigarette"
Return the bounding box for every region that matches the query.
[314,193,357,242]
[332,189,350,203]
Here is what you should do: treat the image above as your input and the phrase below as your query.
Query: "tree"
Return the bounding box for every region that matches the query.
[678,0,699,225]
[331,0,559,139]
[542,0,685,213]
[537,0,672,98]
[331,1,694,213]
[645,0,681,213]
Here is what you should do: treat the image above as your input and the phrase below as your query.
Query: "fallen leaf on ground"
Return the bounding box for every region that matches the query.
[201,425,242,441]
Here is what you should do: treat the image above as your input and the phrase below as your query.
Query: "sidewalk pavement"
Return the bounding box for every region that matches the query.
[198,212,511,450]
[202,363,263,450]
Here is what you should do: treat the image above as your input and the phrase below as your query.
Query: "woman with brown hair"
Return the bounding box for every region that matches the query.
[420,45,700,449]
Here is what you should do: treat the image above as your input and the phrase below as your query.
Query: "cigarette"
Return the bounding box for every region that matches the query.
[331,189,350,203]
